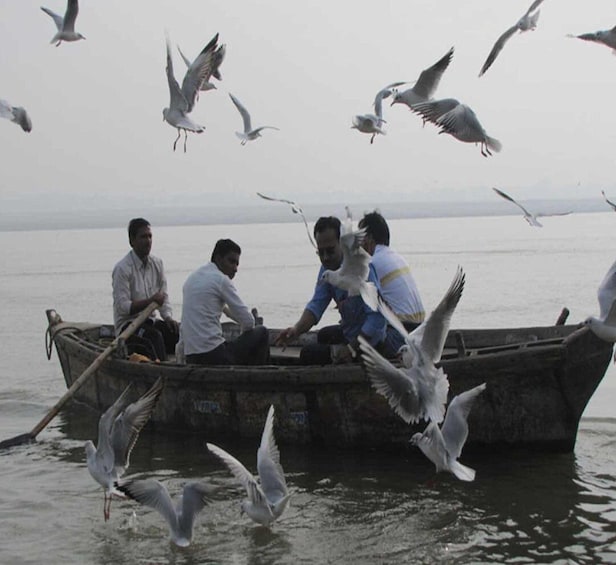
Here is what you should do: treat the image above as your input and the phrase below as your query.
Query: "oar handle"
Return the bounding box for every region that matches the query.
[29,301,160,439]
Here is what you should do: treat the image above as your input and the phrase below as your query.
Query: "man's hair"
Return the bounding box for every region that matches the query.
[211,238,241,262]
[313,216,341,239]
[128,218,150,242]
[358,211,390,246]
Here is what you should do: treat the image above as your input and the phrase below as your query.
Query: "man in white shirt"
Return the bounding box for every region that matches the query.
[112,218,179,361]
[358,211,425,329]
[181,239,269,365]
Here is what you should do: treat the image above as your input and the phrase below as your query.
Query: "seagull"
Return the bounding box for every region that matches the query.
[40,0,85,46]
[412,99,502,157]
[320,207,379,311]
[352,82,407,143]
[0,99,32,132]
[177,41,226,92]
[84,377,163,521]
[390,47,454,109]
[492,187,571,227]
[478,0,545,77]
[206,405,290,526]
[568,25,616,54]
[163,33,220,152]
[410,382,486,482]
[256,192,316,248]
[229,94,279,145]
[584,259,616,342]
[601,190,616,212]
[115,479,213,547]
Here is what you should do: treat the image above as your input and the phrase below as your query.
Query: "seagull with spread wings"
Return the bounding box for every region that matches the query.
[229,93,279,145]
[0,99,32,132]
[568,25,616,54]
[41,0,85,46]
[478,0,545,77]
[352,82,407,144]
[206,405,290,526]
[85,377,163,521]
[492,187,571,227]
[163,33,220,152]
[257,192,316,248]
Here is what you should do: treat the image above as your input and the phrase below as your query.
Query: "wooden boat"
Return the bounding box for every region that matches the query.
[46,308,613,452]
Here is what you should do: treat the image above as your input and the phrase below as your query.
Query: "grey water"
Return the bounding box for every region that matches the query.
[1,213,615,564]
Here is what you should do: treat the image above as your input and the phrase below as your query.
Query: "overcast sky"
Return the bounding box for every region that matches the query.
[1,0,616,222]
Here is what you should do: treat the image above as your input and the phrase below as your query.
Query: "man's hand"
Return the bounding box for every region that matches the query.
[151,291,166,306]
[275,326,297,348]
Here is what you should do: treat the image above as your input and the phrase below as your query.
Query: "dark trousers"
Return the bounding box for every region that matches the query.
[125,319,179,361]
[186,326,270,366]
[299,325,345,365]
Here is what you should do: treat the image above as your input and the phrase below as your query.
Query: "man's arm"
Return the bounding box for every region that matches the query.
[220,278,255,331]
[275,309,318,346]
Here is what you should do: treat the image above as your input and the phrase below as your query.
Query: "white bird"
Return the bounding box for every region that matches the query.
[568,25,616,54]
[412,98,502,157]
[256,192,316,248]
[84,377,163,521]
[0,99,32,132]
[584,259,616,342]
[478,0,545,77]
[177,41,226,92]
[229,93,279,145]
[601,190,616,212]
[206,405,290,526]
[352,82,407,144]
[320,207,378,311]
[410,382,487,482]
[116,479,213,547]
[492,187,571,227]
[40,0,85,46]
[390,47,454,110]
[163,33,220,152]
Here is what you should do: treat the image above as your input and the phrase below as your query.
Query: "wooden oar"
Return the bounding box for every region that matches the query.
[0,302,160,450]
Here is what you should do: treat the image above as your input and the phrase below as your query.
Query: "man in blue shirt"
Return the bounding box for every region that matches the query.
[276,216,403,364]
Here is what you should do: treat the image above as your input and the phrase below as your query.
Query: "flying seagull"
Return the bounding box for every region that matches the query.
[602,190,616,212]
[163,33,220,152]
[352,82,407,143]
[0,99,32,132]
[256,192,316,248]
[412,99,502,157]
[584,259,616,342]
[568,25,616,54]
[116,479,213,547]
[479,0,545,77]
[492,187,571,227]
[85,377,163,521]
[206,405,290,526]
[410,382,487,482]
[229,93,279,145]
[177,41,226,92]
[391,47,454,109]
[40,0,85,46]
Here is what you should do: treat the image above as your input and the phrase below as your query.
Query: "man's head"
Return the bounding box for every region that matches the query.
[128,218,152,260]
[314,216,343,271]
[211,238,241,279]
[358,211,390,255]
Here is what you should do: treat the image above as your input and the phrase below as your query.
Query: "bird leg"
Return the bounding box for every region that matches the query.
[183,130,188,153]
[370,134,375,144]
[173,129,181,151]
[103,492,110,522]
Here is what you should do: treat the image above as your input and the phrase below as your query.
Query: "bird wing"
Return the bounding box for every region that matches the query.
[206,443,267,505]
[176,45,193,68]
[252,126,280,135]
[12,107,32,132]
[116,478,178,530]
[441,383,486,459]
[256,193,316,248]
[178,482,213,533]
[96,383,133,472]
[604,299,616,325]
[111,377,163,474]
[411,98,460,125]
[479,25,519,77]
[602,190,616,211]
[598,260,616,320]
[181,33,219,112]
[492,187,534,218]
[413,47,454,100]
[257,406,288,503]
[0,99,14,121]
[257,192,296,206]
[373,83,404,119]
[211,44,226,81]
[524,0,545,16]
[165,35,189,113]
[436,103,484,140]
[229,93,252,133]
[358,336,422,424]
[63,0,79,32]
[420,267,465,363]
[413,421,448,469]
[40,7,64,31]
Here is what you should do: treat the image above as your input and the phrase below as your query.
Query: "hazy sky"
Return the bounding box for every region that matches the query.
[1,1,616,222]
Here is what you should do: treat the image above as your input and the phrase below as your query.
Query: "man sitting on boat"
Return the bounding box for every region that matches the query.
[275,216,403,364]
[112,218,179,361]
[358,210,425,331]
[180,238,270,365]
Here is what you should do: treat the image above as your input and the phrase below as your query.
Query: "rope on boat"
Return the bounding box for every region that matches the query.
[45,324,91,360]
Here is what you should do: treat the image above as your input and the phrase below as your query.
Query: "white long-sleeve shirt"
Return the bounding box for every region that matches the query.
[180,262,254,355]
[112,250,173,335]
